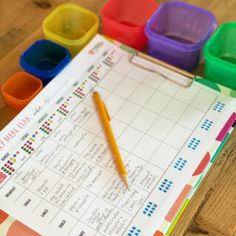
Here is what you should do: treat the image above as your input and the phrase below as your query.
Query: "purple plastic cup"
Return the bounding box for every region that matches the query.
[145,1,217,71]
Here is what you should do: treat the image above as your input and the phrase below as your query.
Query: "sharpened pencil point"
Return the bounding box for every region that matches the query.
[122,175,130,191]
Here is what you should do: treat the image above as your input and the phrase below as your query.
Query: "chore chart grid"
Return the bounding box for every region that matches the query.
[0,35,235,236]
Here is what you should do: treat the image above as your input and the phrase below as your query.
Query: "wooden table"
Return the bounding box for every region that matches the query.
[0,0,235,235]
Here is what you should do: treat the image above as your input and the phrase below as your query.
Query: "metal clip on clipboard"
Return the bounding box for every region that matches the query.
[129,51,195,88]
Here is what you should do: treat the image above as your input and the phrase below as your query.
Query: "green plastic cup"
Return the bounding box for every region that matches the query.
[204,22,236,90]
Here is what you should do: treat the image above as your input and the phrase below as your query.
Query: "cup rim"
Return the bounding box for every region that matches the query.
[204,22,236,69]
[145,1,217,50]
[43,3,99,45]
[1,72,43,104]
[20,39,71,78]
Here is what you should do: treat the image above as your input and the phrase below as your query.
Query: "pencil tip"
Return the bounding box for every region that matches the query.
[122,175,130,191]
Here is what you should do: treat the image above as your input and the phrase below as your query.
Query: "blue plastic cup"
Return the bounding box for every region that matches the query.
[20,39,71,85]
[145,1,217,71]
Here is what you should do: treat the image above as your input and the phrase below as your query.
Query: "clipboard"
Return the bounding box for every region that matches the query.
[0,35,235,236]
[111,37,236,236]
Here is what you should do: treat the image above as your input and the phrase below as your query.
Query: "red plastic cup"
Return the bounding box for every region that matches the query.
[1,72,43,111]
[100,0,158,50]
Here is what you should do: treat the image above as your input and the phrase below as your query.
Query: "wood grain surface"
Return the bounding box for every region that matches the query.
[0,1,235,235]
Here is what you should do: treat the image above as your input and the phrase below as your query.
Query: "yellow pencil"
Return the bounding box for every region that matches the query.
[93,91,129,190]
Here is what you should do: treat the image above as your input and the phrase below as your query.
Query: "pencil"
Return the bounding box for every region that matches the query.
[93,91,129,190]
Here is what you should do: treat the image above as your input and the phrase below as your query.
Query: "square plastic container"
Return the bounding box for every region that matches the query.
[145,1,217,71]
[1,72,43,111]
[43,3,99,57]
[20,39,71,85]
[100,0,158,50]
[204,22,236,90]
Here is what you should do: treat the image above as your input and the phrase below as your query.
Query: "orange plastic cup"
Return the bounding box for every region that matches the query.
[1,72,43,111]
